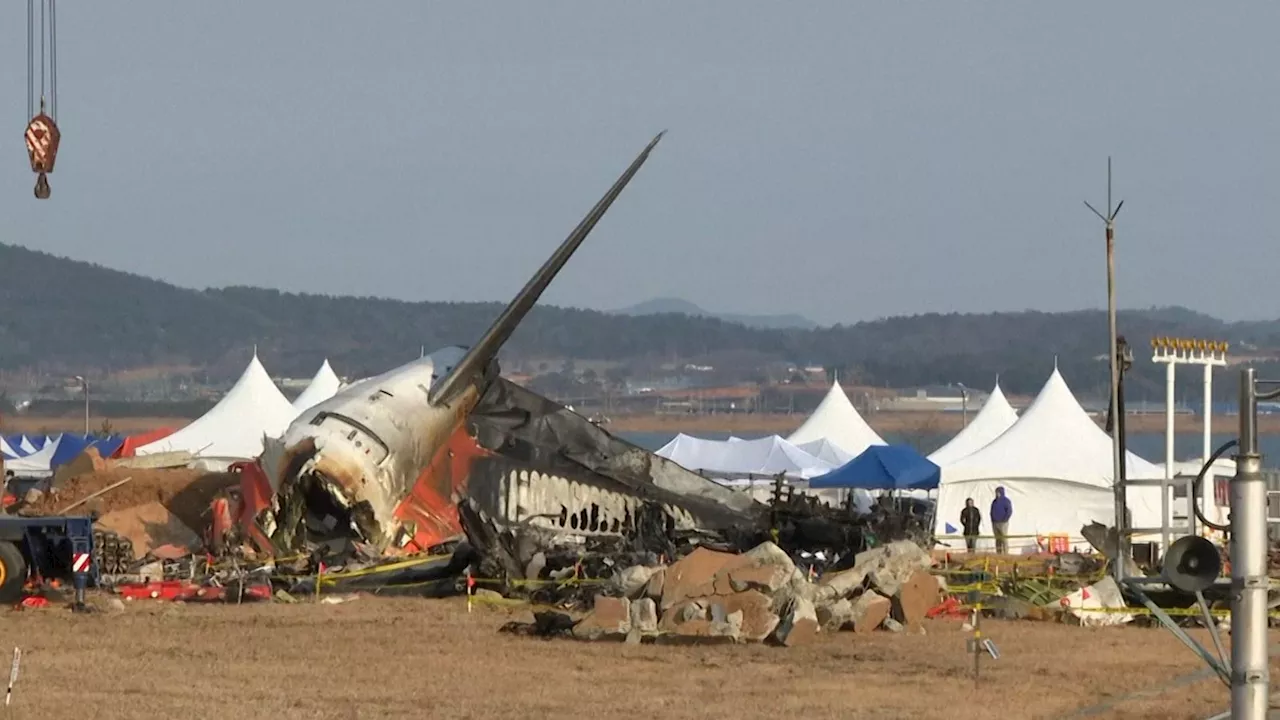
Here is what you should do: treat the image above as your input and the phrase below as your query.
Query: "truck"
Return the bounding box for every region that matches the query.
[0,515,96,607]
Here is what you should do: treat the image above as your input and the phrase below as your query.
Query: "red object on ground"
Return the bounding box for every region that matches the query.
[925,595,966,619]
[18,596,50,609]
[115,581,272,603]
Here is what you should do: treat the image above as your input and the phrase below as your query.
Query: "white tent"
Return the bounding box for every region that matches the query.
[6,435,61,477]
[927,382,1019,466]
[18,436,38,454]
[656,433,832,479]
[0,436,17,460]
[786,381,886,456]
[291,359,343,414]
[796,437,855,467]
[136,353,297,461]
[934,367,1163,551]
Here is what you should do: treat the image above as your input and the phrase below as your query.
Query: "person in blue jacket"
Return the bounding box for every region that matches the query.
[990,486,1013,554]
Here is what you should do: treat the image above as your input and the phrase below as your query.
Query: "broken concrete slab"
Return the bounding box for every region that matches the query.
[630,597,658,634]
[711,590,779,642]
[814,565,871,605]
[773,597,819,647]
[711,609,744,640]
[851,590,892,634]
[659,599,708,632]
[572,595,632,640]
[667,608,744,644]
[892,568,941,629]
[661,547,748,610]
[816,597,854,632]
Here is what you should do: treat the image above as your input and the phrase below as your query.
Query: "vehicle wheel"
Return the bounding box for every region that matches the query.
[0,541,27,604]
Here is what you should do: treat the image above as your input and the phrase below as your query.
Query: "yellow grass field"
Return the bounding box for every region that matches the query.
[0,596,1269,720]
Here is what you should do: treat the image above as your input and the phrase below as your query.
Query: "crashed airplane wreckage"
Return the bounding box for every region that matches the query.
[214,133,925,594]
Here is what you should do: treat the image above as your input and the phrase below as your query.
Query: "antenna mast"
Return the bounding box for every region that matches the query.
[1084,158,1126,583]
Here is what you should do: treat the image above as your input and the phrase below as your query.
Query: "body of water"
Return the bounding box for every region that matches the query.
[618,430,1272,466]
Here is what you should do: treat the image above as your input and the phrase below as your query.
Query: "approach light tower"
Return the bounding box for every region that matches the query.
[1151,337,1228,533]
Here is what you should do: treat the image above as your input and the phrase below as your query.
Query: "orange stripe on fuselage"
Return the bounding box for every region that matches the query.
[392,423,492,553]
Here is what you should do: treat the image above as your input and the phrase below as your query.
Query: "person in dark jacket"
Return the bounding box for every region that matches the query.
[960,498,981,552]
[990,486,1013,554]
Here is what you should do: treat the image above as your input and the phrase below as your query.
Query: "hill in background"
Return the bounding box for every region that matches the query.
[614,297,819,330]
[0,242,1276,401]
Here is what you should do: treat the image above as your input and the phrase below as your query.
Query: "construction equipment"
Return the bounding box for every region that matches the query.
[24,0,61,199]
[0,515,95,609]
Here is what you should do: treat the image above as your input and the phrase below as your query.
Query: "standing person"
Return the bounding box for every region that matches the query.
[960,498,982,552]
[990,486,1013,554]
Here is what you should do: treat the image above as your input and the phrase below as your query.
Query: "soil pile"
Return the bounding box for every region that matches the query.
[25,467,238,556]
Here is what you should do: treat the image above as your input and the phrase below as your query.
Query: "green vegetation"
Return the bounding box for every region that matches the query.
[0,243,1274,400]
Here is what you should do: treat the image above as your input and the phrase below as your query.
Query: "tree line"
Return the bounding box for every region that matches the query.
[0,243,1276,400]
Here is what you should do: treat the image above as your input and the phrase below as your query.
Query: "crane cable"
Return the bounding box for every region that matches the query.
[25,0,60,200]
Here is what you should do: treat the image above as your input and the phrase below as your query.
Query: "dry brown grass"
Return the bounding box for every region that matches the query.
[0,596,1268,720]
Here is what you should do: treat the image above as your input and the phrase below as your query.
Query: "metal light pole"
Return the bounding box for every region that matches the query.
[956,382,969,428]
[73,375,88,435]
[1234,368,1271,719]
[1085,159,1126,583]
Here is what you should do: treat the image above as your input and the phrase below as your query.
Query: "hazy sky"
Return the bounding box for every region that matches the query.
[3,3,1278,326]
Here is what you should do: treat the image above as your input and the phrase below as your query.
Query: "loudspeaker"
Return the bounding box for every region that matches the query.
[1162,535,1222,593]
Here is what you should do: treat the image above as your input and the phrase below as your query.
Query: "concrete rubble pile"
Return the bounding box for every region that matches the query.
[516,539,940,646]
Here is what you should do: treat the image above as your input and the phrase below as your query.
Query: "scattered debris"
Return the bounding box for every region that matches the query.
[500,539,939,645]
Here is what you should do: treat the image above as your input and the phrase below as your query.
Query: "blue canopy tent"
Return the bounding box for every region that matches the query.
[50,434,93,470]
[808,444,941,491]
[91,435,126,459]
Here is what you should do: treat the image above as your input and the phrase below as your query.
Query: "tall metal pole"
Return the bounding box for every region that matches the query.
[1161,360,1175,555]
[1203,362,1213,472]
[1233,368,1269,719]
[1087,159,1126,583]
[74,375,88,435]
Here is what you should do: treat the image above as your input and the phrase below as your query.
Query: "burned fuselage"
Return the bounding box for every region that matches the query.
[242,364,764,559]
[252,347,474,554]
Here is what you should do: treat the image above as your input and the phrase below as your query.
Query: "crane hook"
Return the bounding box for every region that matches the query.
[24,112,60,200]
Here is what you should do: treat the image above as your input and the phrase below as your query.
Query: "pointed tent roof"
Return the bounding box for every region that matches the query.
[796,438,855,468]
[656,433,832,478]
[927,382,1020,466]
[942,368,1162,487]
[6,435,61,476]
[0,436,17,460]
[18,436,39,454]
[786,381,886,456]
[136,353,297,460]
[291,359,343,413]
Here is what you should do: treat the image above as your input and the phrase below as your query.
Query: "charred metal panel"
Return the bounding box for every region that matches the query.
[470,379,762,527]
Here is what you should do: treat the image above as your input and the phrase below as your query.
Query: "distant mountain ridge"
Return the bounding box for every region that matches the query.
[614,297,819,330]
[0,242,1277,399]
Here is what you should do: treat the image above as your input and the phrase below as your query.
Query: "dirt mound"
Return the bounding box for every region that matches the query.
[96,501,202,557]
[26,467,238,534]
